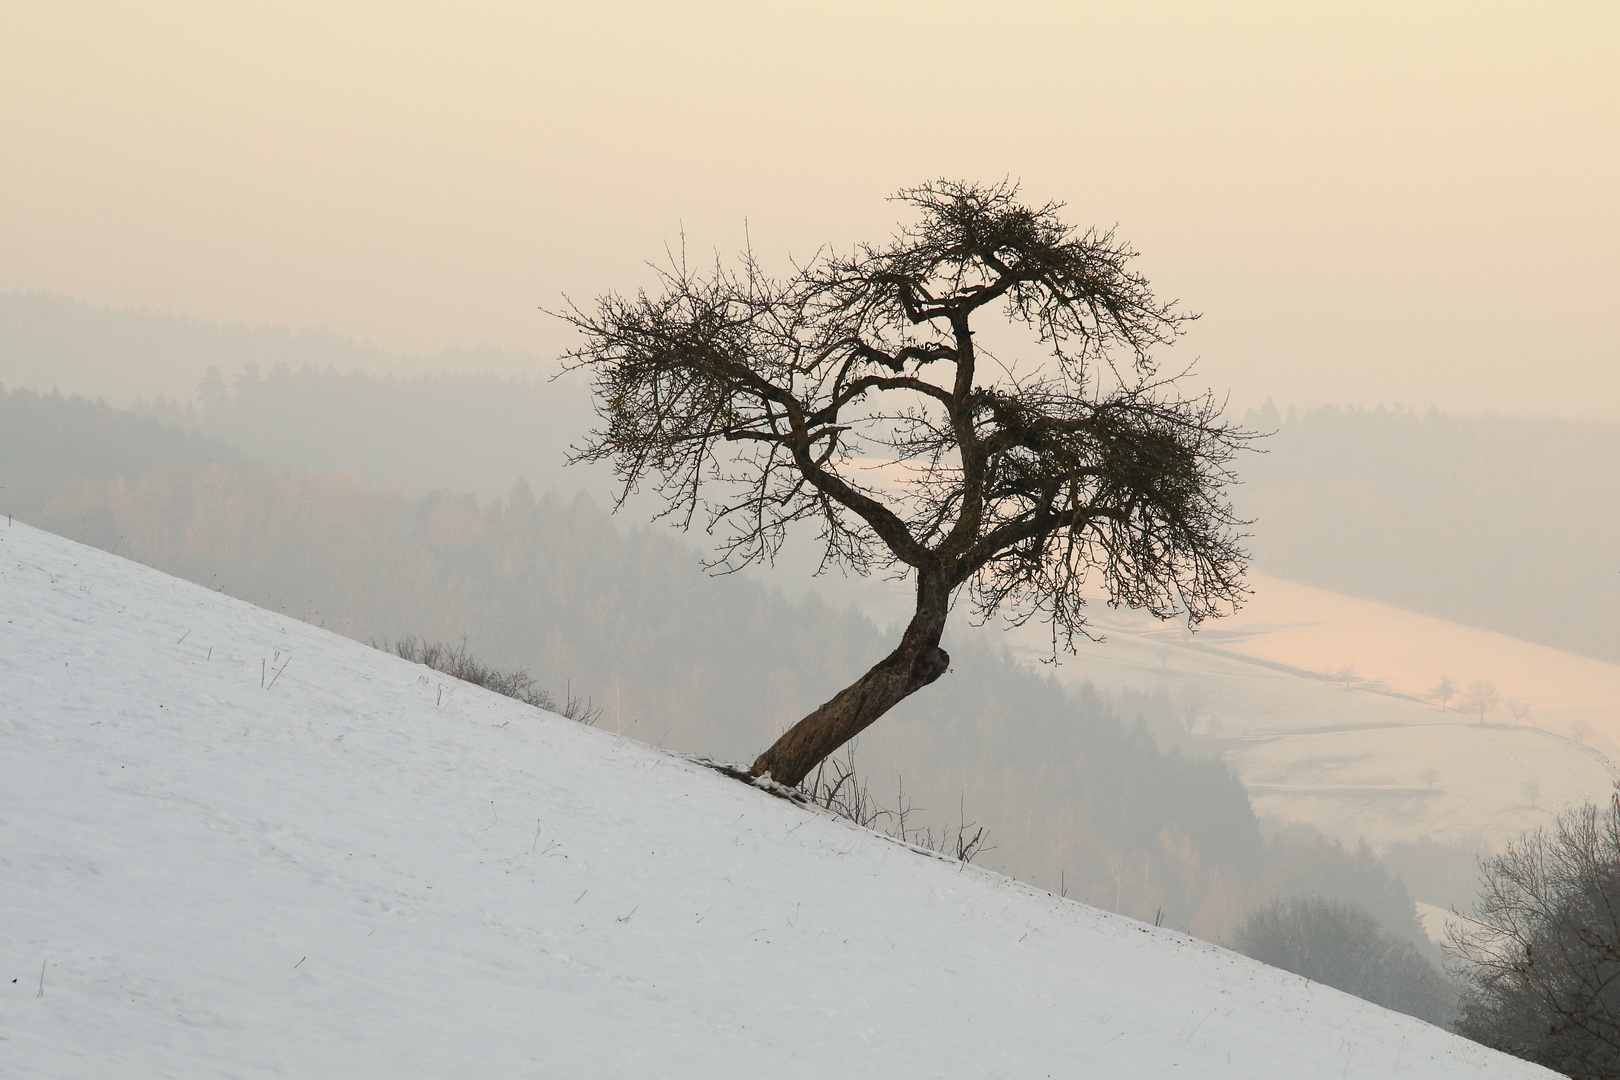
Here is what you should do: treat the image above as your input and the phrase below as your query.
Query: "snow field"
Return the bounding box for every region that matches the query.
[0,523,1554,1077]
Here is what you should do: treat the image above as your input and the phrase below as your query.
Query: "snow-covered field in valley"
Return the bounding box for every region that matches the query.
[996,572,1620,854]
[1,523,1554,1077]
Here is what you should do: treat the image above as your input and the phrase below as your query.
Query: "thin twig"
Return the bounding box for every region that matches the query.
[266,656,291,691]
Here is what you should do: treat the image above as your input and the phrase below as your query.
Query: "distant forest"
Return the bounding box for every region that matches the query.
[0,290,532,404]
[121,364,1620,667]
[1,382,1435,960]
[8,292,1615,664]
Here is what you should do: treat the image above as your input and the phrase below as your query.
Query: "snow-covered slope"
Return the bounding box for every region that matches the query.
[1,523,1551,1077]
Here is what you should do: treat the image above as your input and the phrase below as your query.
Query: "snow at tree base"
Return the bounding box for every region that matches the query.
[1,522,1553,1077]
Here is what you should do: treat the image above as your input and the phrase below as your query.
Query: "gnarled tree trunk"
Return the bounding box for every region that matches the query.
[750,575,951,787]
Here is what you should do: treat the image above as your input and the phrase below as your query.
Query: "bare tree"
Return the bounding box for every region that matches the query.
[1450,794,1620,1078]
[559,180,1251,786]
[1421,767,1441,791]
[1459,679,1501,726]
[1432,674,1456,711]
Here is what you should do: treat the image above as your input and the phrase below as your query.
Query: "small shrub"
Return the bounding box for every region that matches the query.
[385,635,599,724]
[799,745,990,865]
[801,747,889,829]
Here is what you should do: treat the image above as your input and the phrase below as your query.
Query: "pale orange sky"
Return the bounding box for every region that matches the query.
[2,1,1616,416]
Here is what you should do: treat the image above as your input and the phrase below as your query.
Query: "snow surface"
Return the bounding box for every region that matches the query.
[2,522,1553,1077]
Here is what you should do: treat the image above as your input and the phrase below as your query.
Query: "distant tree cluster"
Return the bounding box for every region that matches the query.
[1258,829,1439,952]
[1236,896,1455,1026]
[0,384,239,517]
[140,361,600,502]
[1381,836,1486,915]
[1458,679,1500,725]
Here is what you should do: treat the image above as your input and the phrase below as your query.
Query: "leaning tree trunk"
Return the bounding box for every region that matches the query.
[750,575,951,787]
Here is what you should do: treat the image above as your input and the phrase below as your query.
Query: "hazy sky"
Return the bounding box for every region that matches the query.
[3,1,1616,417]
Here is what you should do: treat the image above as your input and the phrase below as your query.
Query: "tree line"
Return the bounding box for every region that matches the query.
[11,290,1618,662]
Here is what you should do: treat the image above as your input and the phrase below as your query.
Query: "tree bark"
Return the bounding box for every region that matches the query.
[750,576,951,787]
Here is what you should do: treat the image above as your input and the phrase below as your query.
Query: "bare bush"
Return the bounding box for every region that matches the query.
[1450,793,1620,1078]
[386,635,599,724]
[800,746,890,829]
[798,745,990,865]
[1458,679,1500,725]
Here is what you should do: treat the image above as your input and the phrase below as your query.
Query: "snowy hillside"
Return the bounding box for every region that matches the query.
[2,523,1552,1077]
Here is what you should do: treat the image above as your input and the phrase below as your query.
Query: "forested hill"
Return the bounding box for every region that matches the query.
[151,360,602,502]
[7,296,1615,665]
[1238,401,1620,665]
[138,368,1620,667]
[0,385,243,513]
[0,290,536,404]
